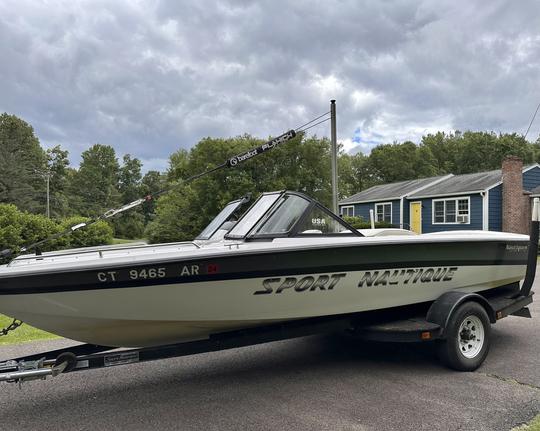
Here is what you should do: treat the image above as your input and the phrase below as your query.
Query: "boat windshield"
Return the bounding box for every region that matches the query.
[250,194,311,235]
[196,199,246,240]
[226,193,281,238]
[225,191,360,239]
[294,205,353,234]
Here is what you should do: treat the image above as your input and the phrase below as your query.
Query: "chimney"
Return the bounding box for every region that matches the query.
[502,156,527,233]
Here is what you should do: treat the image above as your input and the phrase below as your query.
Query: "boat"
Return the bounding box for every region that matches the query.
[0,190,530,348]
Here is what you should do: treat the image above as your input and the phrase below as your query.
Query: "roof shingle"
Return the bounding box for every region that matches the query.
[340,175,447,204]
[408,170,502,198]
[339,164,540,204]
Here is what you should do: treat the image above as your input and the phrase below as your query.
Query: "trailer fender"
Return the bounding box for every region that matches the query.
[426,291,496,337]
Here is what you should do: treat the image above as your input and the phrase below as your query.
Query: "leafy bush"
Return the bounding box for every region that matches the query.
[59,217,114,248]
[144,186,201,244]
[0,204,60,256]
[342,215,394,229]
[112,212,145,239]
[0,204,114,263]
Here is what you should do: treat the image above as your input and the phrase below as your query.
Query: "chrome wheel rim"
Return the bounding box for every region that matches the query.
[457,315,484,359]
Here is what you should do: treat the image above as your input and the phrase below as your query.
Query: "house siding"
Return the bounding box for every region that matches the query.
[523,166,540,191]
[343,199,401,225]
[352,203,372,220]
[402,199,410,229]
[420,194,483,233]
[488,185,502,231]
[340,165,540,234]
[391,200,400,226]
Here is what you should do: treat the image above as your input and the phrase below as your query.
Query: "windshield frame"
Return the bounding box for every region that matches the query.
[225,191,362,240]
[195,196,250,240]
[224,192,283,239]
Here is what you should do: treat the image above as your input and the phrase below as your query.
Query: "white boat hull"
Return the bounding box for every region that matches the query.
[1,264,525,347]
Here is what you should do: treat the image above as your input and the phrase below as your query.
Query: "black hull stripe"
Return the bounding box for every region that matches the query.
[0,240,528,295]
[0,258,527,295]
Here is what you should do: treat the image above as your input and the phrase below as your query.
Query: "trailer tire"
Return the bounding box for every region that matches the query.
[437,301,491,371]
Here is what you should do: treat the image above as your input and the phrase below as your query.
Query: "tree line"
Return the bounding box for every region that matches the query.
[0,113,163,239]
[1,112,539,245]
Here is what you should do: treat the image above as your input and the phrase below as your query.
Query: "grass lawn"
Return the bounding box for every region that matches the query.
[0,240,145,345]
[513,415,540,431]
[111,238,146,245]
[0,314,59,345]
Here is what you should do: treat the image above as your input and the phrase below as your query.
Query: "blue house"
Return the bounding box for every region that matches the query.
[339,159,540,234]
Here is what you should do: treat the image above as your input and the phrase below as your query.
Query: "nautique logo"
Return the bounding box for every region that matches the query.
[506,244,528,252]
[358,267,458,287]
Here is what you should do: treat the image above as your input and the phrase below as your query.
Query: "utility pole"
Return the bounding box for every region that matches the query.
[330,100,338,214]
[46,173,50,218]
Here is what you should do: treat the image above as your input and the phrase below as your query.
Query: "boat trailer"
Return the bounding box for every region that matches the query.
[0,207,537,384]
[0,284,534,385]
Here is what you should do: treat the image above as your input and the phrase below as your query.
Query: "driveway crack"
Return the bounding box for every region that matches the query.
[478,372,540,391]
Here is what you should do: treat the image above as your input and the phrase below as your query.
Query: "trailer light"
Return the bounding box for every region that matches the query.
[421,331,431,340]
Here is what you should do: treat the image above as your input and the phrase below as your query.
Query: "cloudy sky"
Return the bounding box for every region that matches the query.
[1,0,539,172]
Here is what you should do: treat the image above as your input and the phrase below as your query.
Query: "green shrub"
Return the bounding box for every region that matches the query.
[59,217,114,248]
[342,215,394,229]
[0,204,60,258]
[0,204,114,263]
[144,186,201,244]
[112,212,145,239]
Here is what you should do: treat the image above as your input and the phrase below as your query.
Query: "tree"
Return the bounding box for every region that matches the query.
[421,131,535,175]
[146,132,339,243]
[141,170,166,223]
[420,132,461,174]
[118,154,143,202]
[368,141,437,183]
[45,145,70,218]
[339,152,377,198]
[113,154,145,238]
[68,144,120,217]
[0,113,47,213]
[145,185,200,243]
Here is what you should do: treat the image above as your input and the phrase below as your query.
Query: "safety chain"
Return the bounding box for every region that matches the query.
[0,318,23,336]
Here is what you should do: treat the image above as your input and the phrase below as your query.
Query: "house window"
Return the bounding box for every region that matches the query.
[375,202,392,223]
[340,206,354,217]
[433,197,470,224]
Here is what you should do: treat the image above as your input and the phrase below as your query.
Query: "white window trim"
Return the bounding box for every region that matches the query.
[340,205,355,217]
[432,196,471,225]
[375,202,393,224]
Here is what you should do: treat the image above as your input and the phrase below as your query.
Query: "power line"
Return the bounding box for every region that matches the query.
[524,101,540,140]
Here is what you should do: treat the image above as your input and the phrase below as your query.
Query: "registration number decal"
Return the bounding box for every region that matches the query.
[129,268,166,280]
[96,263,219,283]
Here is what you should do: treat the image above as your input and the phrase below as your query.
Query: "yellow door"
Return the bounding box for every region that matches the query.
[410,202,422,234]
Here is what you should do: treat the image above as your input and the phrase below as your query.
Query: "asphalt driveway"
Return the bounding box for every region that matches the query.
[1,279,539,430]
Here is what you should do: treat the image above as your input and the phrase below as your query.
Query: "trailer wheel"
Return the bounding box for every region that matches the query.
[437,301,491,371]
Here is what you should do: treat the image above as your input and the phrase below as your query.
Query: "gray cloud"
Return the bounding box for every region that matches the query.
[0,0,539,171]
